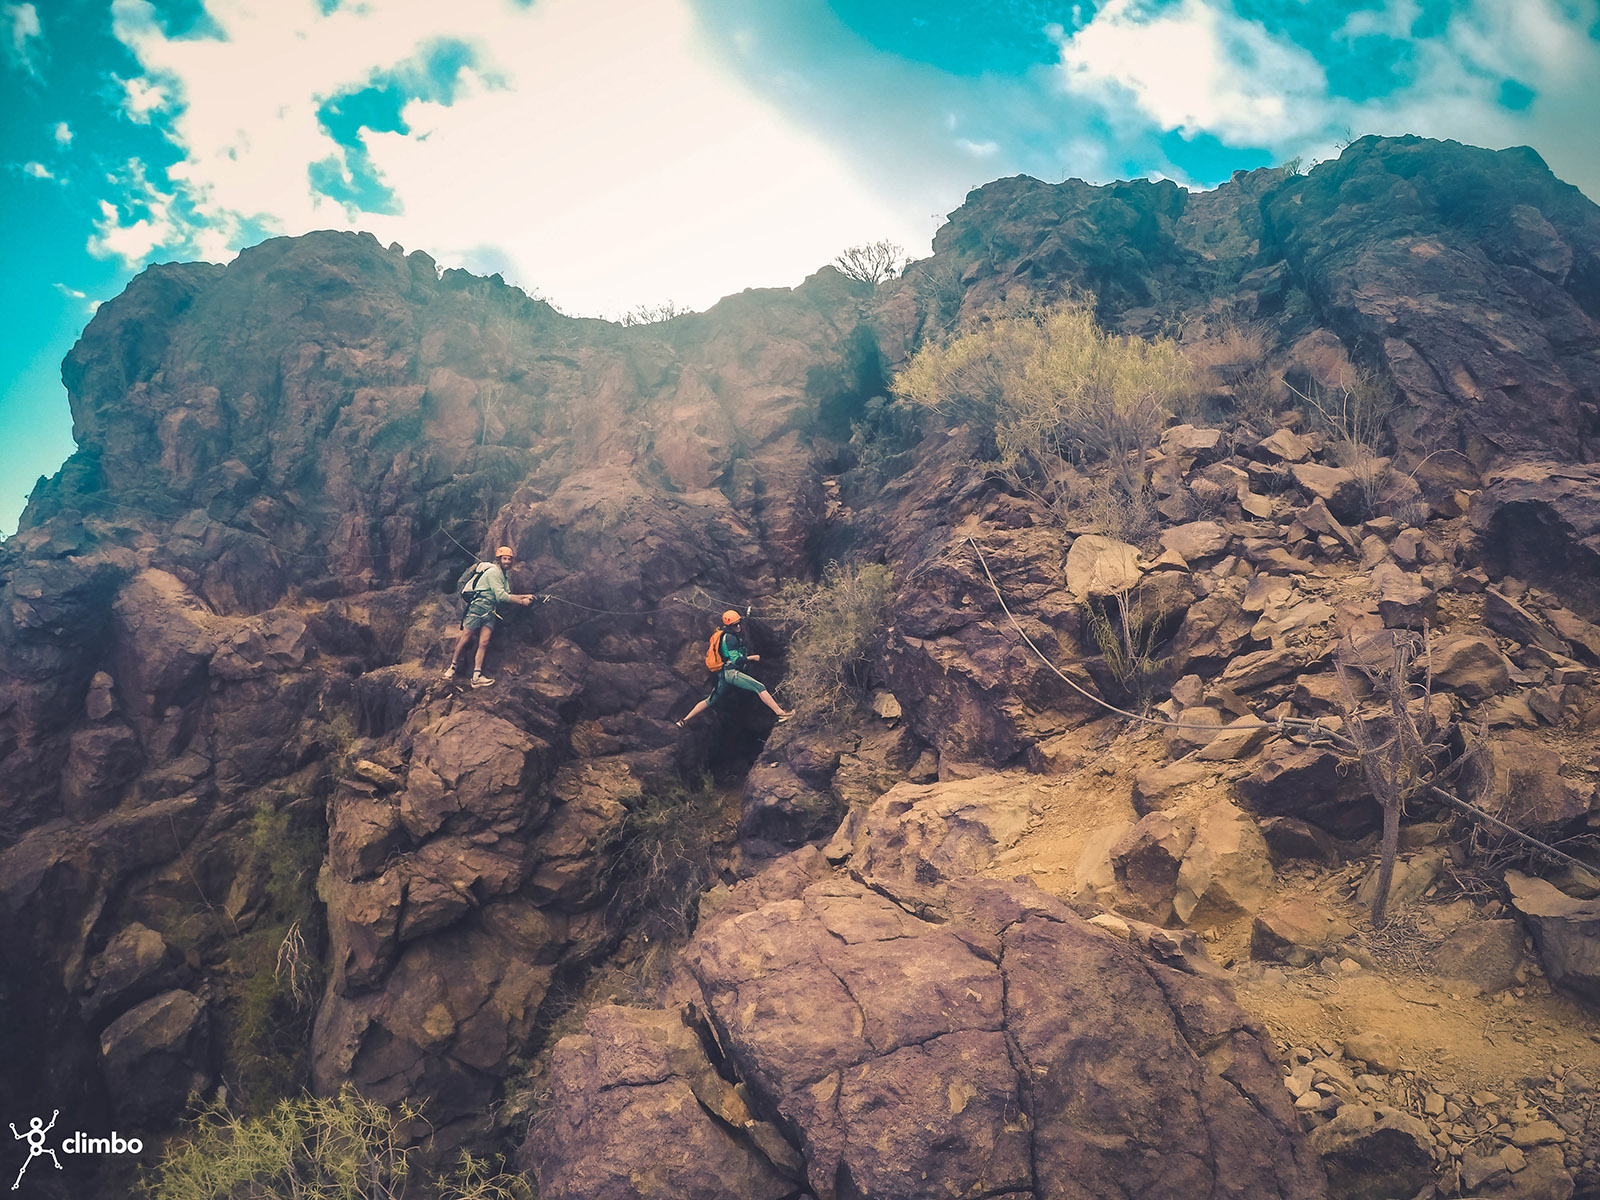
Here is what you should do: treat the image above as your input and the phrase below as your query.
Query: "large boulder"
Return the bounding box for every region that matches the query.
[1307,1105,1435,1200]
[1472,463,1600,621]
[81,922,185,1022]
[1504,872,1600,1004]
[1172,802,1274,926]
[1252,898,1355,967]
[676,875,1327,1200]
[1461,733,1587,834]
[1235,743,1379,838]
[827,773,1036,895]
[98,989,211,1124]
[528,1005,800,1200]
[1430,632,1513,701]
[1066,534,1143,599]
[1431,919,1527,995]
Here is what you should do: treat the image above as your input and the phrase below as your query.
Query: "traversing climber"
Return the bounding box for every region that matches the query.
[442,546,536,687]
[676,610,793,726]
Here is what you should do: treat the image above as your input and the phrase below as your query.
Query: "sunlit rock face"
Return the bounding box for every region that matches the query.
[2,134,1598,1180]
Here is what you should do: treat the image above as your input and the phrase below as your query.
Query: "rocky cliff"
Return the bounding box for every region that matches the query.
[3,134,1600,1199]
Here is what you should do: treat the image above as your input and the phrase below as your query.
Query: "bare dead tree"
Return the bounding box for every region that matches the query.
[834,240,905,285]
[1334,626,1449,925]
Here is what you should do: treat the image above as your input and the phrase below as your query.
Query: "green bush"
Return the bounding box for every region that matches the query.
[892,298,1191,527]
[222,804,325,1111]
[140,1087,531,1200]
[768,562,894,725]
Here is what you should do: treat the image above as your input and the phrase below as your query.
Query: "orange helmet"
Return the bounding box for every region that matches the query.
[495,546,514,559]
[722,610,741,626]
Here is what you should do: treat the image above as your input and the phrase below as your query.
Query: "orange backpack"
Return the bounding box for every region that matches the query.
[704,631,725,672]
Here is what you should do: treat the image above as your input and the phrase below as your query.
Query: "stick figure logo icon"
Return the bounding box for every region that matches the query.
[9,1112,60,1190]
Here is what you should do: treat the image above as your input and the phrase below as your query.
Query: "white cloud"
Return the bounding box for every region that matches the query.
[1048,0,1600,201]
[1054,0,1329,145]
[106,0,924,315]
[86,158,181,267]
[1336,0,1421,41]
[117,73,169,123]
[23,160,52,178]
[53,119,71,144]
[89,198,169,266]
[3,2,41,77]
[53,283,98,312]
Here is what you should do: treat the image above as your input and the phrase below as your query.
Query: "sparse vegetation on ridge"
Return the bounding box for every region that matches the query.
[833,239,906,285]
[891,297,1191,540]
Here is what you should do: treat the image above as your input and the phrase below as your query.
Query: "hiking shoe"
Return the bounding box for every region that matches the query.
[440,666,457,681]
[470,673,495,688]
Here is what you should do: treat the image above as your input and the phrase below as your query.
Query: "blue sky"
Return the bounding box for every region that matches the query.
[4,0,1598,537]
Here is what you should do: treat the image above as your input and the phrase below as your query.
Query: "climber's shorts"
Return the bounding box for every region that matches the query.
[461,594,498,631]
[708,668,766,707]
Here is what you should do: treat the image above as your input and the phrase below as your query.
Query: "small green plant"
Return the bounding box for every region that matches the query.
[1084,587,1171,708]
[221,804,325,1111]
[768,561,895,725]
[139,1087,531,1200]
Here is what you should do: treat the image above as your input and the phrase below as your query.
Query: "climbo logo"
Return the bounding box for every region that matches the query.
[9,1112,144,1190]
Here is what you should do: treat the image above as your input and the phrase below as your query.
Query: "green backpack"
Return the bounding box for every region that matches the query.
[457,562,492,609]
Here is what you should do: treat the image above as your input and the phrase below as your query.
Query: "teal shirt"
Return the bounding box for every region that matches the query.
[471,563,512,604]
[718,629,749,670]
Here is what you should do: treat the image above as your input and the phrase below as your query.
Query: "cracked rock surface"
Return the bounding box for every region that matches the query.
[530,785,1329,1200]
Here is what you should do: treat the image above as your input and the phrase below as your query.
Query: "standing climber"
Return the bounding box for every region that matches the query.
[677,611,793,726]
[442,546,536,687]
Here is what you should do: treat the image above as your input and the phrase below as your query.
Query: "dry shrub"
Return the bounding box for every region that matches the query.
[142,1087,530,1200]
[1185,321,1280,430]
[892,298,1192,529]
[1287,365,1397,518]
[1084,587,1172,707]
[834,240,905,285]
[768,561,895,726]
[910,258,967,330]
[605,774,730,945]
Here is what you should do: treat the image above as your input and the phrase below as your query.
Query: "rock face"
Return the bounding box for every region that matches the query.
[529,1005,800,1200]
[531,785,1329,1200]
[5,133,1600,1186]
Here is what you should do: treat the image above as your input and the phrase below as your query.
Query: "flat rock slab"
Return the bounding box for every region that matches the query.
[1160,520,1232,561]
[1066,533,1144,599]
[675,873,1328,1200]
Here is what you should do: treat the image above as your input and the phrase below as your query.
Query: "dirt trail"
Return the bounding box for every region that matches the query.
[986,720,1600,1185]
